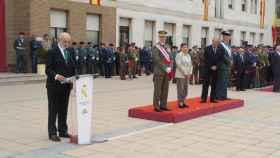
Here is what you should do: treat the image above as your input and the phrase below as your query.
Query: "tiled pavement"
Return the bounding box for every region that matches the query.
[0,76,280,158]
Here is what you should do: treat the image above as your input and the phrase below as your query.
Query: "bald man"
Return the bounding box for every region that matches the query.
[46,33,75,142]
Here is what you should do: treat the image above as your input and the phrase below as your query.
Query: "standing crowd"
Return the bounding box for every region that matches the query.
[43,31,280,141]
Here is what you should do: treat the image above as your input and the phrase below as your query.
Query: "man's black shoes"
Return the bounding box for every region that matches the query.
[49,135,61,142]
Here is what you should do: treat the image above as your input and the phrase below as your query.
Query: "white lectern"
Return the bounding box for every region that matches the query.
[69,75,93,145]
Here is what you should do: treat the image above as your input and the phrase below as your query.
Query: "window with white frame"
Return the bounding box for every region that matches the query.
[241,31,246,46]
[259,33,264,44]
[86,14,100,45]
[250,32,256,45]
[201,27,209,48]
[49,10,67,40]
[228,0,234,9]
[250,0,258,14]
[164,23,176,48]
[144,21,155,48]
[241,0,247,12]
[182,25,191,47]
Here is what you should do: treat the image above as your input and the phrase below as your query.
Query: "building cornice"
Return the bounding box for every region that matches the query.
[117,1,266,30]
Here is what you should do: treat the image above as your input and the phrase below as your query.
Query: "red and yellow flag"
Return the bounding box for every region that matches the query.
[203,0,209,21]
[90,0,101,5]
[259,0,265,29]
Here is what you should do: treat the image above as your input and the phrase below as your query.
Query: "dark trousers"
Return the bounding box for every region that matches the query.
[245,69,256,89]
[273,75,280,92]
[47,85,71,136]
[31,52,38,73]
[105,63,113,78]
[99,62,105,76]
[16,51,26,73]
[236,71,245,90]
[201,70,217,101]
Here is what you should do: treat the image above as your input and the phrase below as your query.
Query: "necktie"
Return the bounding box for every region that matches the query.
[213,48,216,54]
[64,49,69,63]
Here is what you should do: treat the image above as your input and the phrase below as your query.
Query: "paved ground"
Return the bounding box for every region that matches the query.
[0,75,280,158]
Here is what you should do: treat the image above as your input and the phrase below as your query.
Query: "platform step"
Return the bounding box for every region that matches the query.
[129,97,244,123]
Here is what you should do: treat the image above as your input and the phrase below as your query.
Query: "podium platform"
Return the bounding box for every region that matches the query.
[256,85,273,92]
[129,97,244,123]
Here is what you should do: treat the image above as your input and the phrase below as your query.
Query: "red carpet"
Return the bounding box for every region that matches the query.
[129,97,244,123]
[256,85,273,92]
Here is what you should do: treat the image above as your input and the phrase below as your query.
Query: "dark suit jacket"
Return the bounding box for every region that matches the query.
[45,46,75,88]
[233,53,245,73]
[204,45,223,74]
[271,52,280,77]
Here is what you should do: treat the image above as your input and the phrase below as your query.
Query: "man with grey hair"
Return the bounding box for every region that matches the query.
[201,37,223,103]
[271,45,280,92]
[46,32,75,142]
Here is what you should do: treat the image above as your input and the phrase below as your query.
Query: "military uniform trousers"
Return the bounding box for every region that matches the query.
[176,78,189,105]
[216,69,229,99]
[153,74,169,110]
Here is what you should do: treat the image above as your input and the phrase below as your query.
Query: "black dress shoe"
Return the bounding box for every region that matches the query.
[59,133,70,138]
[210,100,218,103]
[200,100,207,103]
[49,135,61,142]
[179,104,189,108]
[161,108,171,111]
[154,108,163,112]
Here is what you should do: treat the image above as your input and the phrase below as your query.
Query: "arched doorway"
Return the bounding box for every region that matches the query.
[0,0,7,72]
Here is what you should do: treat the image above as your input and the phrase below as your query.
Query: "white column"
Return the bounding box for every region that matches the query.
[116,16,120,47]
[233,28,240,46]
[131,18,144,47]
[175,23,183,47]
[208,26,215,44]
[191,22,201,47]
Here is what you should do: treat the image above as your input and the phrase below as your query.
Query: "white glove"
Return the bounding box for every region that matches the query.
[166,67,171,73]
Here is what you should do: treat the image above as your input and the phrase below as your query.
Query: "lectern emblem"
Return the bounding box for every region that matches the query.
[81,84,88,99]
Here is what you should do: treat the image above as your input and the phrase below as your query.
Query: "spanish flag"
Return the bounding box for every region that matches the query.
[259,0,265,29]
[272,15,277,46]
[203,0,209,21]
[90,0,101,5]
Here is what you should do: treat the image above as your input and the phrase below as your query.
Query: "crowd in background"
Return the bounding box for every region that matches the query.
[14,32,279,91]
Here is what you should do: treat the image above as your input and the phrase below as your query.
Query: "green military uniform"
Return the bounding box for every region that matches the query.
[257,48,269,87]
[152,31,173,112]
[127,47,138,79]
[119,50,128,80]
[78,42,88,75]
[198,49,205,84]
[87,43,99,75]
[190,48,200,84]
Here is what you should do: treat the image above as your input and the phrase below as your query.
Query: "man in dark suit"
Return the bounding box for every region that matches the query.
[201,37,223,103]
[233,48,246,91]
[271,45,280,92]
[45,32,75,142]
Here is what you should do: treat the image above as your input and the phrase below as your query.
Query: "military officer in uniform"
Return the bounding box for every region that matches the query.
[152,31,173,112]
[190,45,200,85]
[216,31,232,101]
[87,42,98,75]
[14,32,27,73]
[78,42,88,75]
[70,42,80,75]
